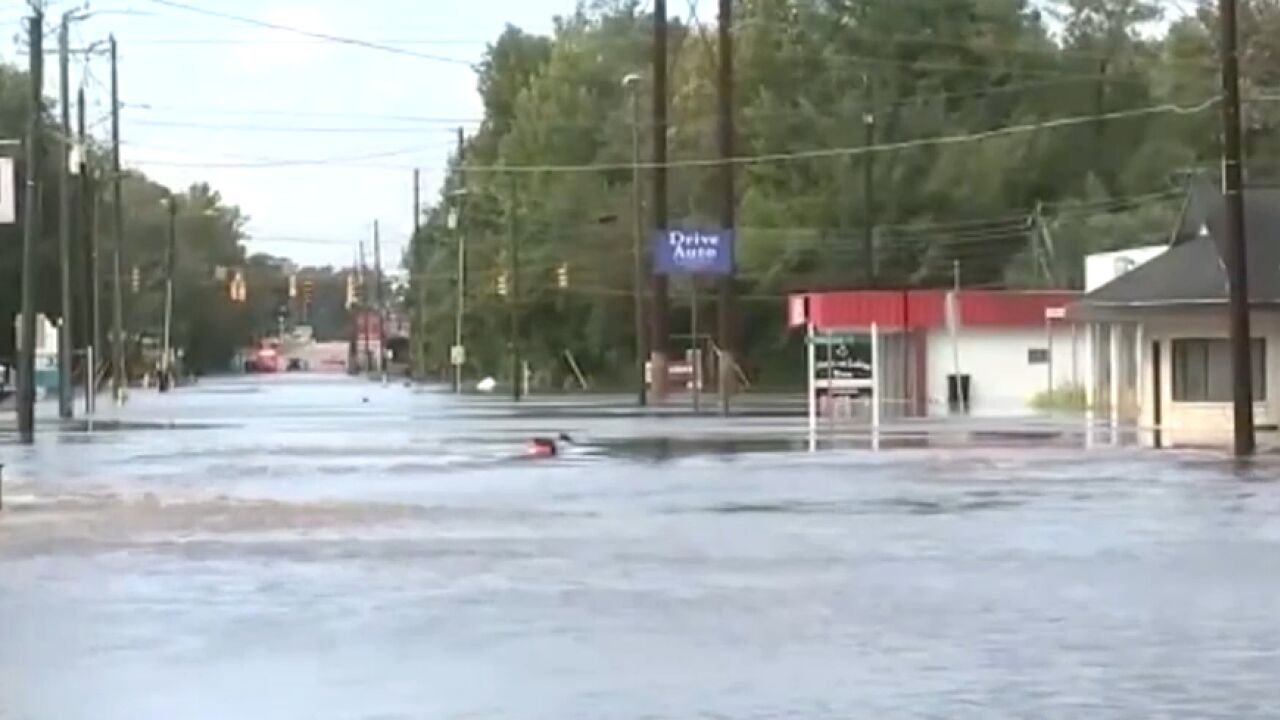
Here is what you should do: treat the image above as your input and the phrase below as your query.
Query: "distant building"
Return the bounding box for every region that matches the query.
[1073,182,1280,447]
[9,314,60,396]
[1084,245,1167,293]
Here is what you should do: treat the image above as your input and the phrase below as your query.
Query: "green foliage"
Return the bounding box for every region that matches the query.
[0,64,279,375]
[405,0,1280,387]
[1030,383,1090,413]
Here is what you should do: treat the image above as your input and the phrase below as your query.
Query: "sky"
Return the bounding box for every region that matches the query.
[1,0,571,267]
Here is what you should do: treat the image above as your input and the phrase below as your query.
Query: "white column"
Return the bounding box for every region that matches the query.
[871,322,881,439]
[1084,323,1096,440]
[806,323,816,451]
[1110,322,1122,434]
[1134,322,1145,428]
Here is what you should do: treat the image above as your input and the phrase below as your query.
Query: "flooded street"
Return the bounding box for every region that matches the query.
[3,376,1280,719]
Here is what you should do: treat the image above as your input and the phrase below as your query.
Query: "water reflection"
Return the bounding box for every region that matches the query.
[3,376,1280,719]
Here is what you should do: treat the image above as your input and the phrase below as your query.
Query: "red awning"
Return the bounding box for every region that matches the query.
[788,289,1079,331]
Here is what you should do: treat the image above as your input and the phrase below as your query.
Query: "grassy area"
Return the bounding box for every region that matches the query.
[1030,384,1090,413]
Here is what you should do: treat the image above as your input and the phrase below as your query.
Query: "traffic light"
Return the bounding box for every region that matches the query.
[556,263,569,289]
[130,266,141,293]
[496,271,508,297]
[345,272,357,308]
[302,278,315,304]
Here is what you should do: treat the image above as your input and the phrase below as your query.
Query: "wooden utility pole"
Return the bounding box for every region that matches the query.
[359,240,370,372]
[412,168,424,378]
[1219,0,1255,456]
[17,10,44,443]
[453,127,467,394]
[57,14,74,418]
[508,174,522,401]
[373,221,386,381]
[109,34,127,402]
[626,76,647,407]
[716,0,737,416]
[159,197,176,392]
[650,0,671,401]
[863,108,876,285]
[79,86,99,415]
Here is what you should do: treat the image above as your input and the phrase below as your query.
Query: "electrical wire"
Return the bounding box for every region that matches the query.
[145,0,476,66]
[458,97,1219,174]
[130,119,468,134]
[126,141,458,168]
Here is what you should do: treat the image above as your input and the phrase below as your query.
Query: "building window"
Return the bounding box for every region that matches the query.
[1027,348,1050,365]
[1172,338,1266,402]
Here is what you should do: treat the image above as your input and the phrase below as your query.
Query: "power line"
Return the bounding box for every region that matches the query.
[457,97,1219,174]
[145,0,476,66]
[130,119,467,134]
[125,142,457,168]
[124,36,492,46]
[124,102,484,124]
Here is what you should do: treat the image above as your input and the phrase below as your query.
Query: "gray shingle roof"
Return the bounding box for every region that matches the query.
[1079,187,1280,308]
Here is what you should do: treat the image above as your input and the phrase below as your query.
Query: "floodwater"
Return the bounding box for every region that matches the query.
[2,375,1279,719]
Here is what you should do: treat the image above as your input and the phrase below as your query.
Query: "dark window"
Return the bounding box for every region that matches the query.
[1172,339,1266,402]
[1027,348,1050,365]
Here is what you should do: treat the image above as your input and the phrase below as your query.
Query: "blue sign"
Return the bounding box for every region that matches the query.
[652,228,734,276]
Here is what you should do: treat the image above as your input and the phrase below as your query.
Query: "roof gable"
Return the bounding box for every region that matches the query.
[1080,187,1280,307]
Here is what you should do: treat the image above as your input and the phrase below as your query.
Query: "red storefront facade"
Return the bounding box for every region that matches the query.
[788,290,1081,417]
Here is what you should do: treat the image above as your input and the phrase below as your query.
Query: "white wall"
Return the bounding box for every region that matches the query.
[1138,311,1280,444]
[1085,245,1167,292]
[924,325,1085,417]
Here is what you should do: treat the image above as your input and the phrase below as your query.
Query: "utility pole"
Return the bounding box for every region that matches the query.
[17,10,44,443]
[373,220,387,382]
[109,34,127,403]
[650,0,671,402]
[412,168,424,379]
[79,86,98,415]
[625,75,647,407]
[716,0,737,416]
[57,14,74,419]
[159,197,176,392]
[1219,0,1255,457]
[508,174,522,401]
[359,239,371,373]
[453,127,467,394]
[863,108,876,285]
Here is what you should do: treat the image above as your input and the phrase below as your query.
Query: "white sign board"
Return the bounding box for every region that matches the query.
[0,157,15,224]
[450,345,466,366]
[1045,306,1067,321]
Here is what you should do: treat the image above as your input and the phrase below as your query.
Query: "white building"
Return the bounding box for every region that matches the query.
[1073,185,1280,447]
[789,289,1084,418]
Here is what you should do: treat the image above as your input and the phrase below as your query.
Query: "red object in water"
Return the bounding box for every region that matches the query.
[255,346,280,373]
[526,438,557,458]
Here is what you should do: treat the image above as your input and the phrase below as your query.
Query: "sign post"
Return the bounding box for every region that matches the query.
[653,228,734,411]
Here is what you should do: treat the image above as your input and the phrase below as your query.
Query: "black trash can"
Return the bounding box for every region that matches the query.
[947,373,971,414]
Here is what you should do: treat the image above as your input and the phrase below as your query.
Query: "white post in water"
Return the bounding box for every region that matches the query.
[806,322,817,451]
[871,322,881,445]
[1109,323,1122,444]
[1084,323,1096,448]
[86,345,95,416]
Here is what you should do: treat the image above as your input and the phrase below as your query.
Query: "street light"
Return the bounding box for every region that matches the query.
[622,72,647,407]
